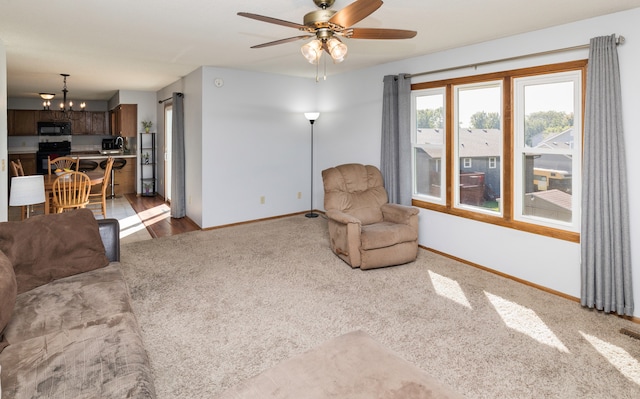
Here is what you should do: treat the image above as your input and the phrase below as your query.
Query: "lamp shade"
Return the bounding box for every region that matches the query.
[10,175,46,207]
[304,112,320,122]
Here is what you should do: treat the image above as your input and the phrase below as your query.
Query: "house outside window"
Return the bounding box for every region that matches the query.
[410,60,586,241]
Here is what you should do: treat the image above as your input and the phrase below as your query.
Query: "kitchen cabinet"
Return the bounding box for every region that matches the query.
[91,112,107,134]
[8,109,108,135]
[110,104,137,137]
[115,159,136,195]
[9,153,37,175]
[8,110,37,136]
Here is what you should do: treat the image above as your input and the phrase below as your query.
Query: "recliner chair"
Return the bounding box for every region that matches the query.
[322,163,419,270]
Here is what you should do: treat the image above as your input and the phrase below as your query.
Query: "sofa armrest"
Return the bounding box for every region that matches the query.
[97,219,120,262]
[381,203,419,225]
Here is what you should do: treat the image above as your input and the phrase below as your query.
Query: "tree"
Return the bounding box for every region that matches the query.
[524,111,574,146]
[469,111,501,129]
[417,107,444,129]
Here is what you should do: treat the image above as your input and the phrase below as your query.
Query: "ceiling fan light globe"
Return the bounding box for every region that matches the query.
[327,38,348,63]
[301,39,323,64]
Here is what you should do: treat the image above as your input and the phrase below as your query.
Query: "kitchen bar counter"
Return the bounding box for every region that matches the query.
[71,152,137,160]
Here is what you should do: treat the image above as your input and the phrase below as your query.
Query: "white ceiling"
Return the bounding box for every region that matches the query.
[2,0,640,101]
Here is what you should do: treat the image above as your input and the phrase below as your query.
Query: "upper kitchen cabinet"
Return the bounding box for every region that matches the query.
[8,110,37,136]
[110,104,137,137]
[8,109,108,135]
[70,111,107,135]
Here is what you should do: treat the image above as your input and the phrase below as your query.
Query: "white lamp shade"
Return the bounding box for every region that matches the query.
[304,112,320,121]
[10,175,46,207]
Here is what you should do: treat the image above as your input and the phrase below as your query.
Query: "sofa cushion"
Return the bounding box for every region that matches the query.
[0,312,156,399]
[0,251,17,352]
[215,330,464,399]
[0,209,109,294]
[2,264,132,344]
[360,222,418,250]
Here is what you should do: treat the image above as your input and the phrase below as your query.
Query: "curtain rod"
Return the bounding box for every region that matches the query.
[406,35,624,79]
[158,92,184,104]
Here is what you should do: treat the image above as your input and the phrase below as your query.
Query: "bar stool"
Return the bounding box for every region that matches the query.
[100,158,127,198]
[78,160,98,173]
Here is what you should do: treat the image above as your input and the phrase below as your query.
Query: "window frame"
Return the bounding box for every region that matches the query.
[512,70,582,232]
[410,60,586,243]
[411,87,447,205]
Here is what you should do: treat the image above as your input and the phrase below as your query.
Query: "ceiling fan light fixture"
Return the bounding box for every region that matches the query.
[301,39,323,64]
[327,37,347,63]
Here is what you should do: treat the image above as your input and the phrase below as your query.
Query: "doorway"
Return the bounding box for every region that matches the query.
[164,104,173,202]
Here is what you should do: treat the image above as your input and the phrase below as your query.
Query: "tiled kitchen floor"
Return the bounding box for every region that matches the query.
[8,196,153,245]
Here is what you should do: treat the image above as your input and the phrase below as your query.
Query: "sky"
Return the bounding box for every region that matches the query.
[415,80,575,128]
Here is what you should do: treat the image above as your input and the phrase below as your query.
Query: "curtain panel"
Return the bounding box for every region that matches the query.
[171,92,186,219]
[581,35,633,316]
[380,74,411,205]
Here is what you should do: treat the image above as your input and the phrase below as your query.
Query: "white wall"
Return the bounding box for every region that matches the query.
[182,68,204,227]
[0,39,7,222]
[198,67,318,228]
[318,8,640,317]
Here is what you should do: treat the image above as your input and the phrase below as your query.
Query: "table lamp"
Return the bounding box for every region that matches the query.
[10,175,46,218]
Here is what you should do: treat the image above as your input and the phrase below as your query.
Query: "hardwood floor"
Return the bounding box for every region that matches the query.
[124,194,200,238]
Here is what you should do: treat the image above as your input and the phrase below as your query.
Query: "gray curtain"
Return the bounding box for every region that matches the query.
[380,73,411,205]
[171,92,186,218]
[581,35,633,316]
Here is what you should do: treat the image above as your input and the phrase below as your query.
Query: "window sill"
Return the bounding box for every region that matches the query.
[412,199,580,243]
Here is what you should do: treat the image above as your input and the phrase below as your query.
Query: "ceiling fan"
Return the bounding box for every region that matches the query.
[238,0,417,65]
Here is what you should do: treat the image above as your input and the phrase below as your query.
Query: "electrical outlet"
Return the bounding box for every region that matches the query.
[297,192,302,199]
[260,196,265,204]
[188,195,192,205]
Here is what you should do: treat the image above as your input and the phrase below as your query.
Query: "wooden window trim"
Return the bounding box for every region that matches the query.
[411,60,587,243]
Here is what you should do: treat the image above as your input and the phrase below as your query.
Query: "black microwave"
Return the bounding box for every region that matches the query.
[37,121,71,135]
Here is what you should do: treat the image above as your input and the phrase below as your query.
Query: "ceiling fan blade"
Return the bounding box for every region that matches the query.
[238,12,307,30]
[329,0,383,28]
[348,28,417,40]
[250,35,314,49]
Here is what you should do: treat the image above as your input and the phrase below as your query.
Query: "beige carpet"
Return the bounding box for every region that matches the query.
[120,215,640,399]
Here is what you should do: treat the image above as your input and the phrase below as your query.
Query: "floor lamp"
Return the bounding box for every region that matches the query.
[10,175,46,219]
[304,112,320,218]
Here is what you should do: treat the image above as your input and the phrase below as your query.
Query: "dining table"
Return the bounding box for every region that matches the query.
[43,170,105,214]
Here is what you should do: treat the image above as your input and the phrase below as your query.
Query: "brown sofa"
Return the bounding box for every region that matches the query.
[0,209,155,398]
[322,163,419,269]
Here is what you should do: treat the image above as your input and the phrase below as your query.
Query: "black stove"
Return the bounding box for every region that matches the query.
[36,140,72,174]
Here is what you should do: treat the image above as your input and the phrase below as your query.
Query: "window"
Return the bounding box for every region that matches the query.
[513,71,582,231]
[410,61,585,241]
[454,82,502,213]
[411,88,446,204]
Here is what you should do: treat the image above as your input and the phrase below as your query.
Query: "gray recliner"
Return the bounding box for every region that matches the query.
[322,163,419,270]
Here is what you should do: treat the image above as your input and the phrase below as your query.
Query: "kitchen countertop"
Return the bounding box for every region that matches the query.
[8,148,137,159]
[71,152,137,160]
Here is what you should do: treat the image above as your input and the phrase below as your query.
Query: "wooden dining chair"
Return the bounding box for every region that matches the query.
[48,156,79,175]
[10,159,27,219]
[51,171,91,213]
[87,157,114,218]
[10,159,25,177]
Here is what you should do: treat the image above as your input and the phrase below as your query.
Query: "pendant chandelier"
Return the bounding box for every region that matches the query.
[40,74,85,118]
